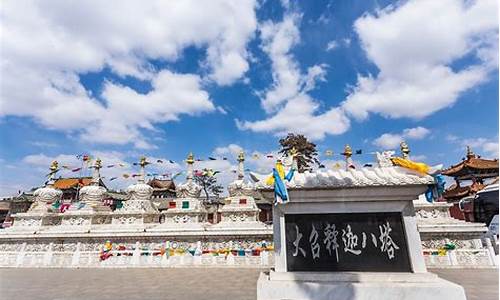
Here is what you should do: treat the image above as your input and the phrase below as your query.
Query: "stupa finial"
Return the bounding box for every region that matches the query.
[342,145,353,170]
[138,156,148,183]
[237,150,245,162]
[47,160,59,184]
[186,152,195,165]
[237,151,245,179]
[91,158,102,185]
[466,145,475,159]
[343,144,352,158]
[400,141,410,159]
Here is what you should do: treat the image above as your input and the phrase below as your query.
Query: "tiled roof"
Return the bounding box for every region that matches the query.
[148,179,175,190]
[442,157,499,177]
[53,177,93,189]
[443,182,485,201]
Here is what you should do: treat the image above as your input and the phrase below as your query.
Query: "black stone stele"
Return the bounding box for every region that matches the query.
[285,212,411,272]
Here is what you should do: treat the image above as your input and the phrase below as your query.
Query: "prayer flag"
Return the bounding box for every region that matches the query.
[109,177,118,181]
[355,149,362,155]
[169,160,175,164]
[208,157,217,161]
[157,159,163,163]
[325,150,333,156]
[71,167,82,172]
[107,164,115,168]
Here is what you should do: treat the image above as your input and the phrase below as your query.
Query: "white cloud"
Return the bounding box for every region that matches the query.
[238,6,350,140]
[459,137,499,158]
[402,127,430,139]
[326,40,339,51]
[0,0,258,147]
[214,144,244,158]
[373,126,430,149]
[342,0,498,120]
[238,94,350,140]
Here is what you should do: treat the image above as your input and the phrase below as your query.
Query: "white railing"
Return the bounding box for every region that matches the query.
[423,248,496,268]
[0,249,274,268]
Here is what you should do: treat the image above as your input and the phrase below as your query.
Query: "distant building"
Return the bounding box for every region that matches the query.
[442,146,499,221]
[148,178,176,199]
[1,192,35,227]
[0,201,10,227]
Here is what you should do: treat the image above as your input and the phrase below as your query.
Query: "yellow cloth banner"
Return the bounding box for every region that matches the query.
[390,157,430,174]
[265,162,285,185]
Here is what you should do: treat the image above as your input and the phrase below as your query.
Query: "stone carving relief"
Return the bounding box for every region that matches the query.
[15,218,42,227]
[173,215,192,223]
[62,217,90,226]
[415,209,449,220]
[113,216,140,225]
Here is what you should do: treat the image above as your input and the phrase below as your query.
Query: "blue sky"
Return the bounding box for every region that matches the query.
[0,0,498,196]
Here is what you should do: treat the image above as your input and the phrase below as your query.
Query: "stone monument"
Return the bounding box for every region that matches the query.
[256,152,466,300]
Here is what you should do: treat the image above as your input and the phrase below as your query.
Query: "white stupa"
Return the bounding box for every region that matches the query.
[218,151,261,224]
[30,161,63,213]
[118,156,157,213]
[75,158,109,212]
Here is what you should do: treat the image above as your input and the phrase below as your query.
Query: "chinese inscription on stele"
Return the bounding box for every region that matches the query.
[285,212,411,272]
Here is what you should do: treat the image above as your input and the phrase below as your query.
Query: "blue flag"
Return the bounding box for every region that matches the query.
[274,168,295,205]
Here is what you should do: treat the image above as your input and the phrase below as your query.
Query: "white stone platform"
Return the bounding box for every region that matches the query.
[257,271,466,300]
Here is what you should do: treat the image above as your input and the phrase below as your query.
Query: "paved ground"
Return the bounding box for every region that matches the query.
[0,268,497,300]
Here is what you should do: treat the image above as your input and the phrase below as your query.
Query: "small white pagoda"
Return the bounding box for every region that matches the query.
[7,161,63,231]
[104,156,159,231]
[215,151,266,229]
[159,152,206,229]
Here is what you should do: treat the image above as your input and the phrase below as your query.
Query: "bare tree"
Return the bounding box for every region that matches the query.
[193,169,223,203]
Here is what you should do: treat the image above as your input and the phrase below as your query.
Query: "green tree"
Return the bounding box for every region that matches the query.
[279,133,320,172]
[193,169,223,203]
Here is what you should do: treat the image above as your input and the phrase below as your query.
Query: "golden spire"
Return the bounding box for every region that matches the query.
[94,158,102,169]
[237,150,245,162]
[400,141,410,159]
[343,144,352,158]
[49,160,59,173]
[139,156,147,167]
[186,152,194,164]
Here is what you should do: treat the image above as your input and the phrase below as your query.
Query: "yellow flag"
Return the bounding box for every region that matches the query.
[265,161,285,185]
[390,157,430,174]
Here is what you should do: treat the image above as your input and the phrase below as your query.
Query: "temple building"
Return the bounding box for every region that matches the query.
[442,146,499,221]
[148,178,176,199]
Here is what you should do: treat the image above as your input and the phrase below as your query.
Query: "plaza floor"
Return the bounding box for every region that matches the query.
[0,268,497,300]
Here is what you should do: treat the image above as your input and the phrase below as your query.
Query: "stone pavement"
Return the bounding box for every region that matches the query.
[0,268,497,300]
